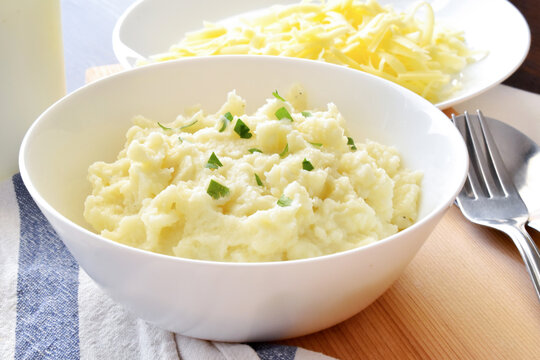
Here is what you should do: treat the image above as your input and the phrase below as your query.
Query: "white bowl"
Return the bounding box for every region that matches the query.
[19,56,467,342]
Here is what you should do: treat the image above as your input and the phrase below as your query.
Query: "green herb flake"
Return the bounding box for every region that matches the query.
[180,119,198,130]
[224,112,233,121]
[178,136,183,143]
[309,142,322,147]
[248,148,262,154]
[233,119,252,139]
[277,194,293,207]
[301,111,312,117]
[279,143,289,158]
[219,112,233,132]
[272,90,286,102]
[207,179,230,199]
[157,122,172,131]
[254,173,263,186]
[302,158,314,171]
[275,107,293,122]
[205,152,223,170]
[347,136,357,151]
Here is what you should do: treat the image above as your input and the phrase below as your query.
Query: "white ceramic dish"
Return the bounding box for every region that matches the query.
[19,56,467,341]
[112,0,530,109]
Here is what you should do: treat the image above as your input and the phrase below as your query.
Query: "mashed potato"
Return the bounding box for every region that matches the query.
[84,88,422,262]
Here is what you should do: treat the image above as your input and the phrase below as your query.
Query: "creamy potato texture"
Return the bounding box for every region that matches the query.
[84,89,422,262]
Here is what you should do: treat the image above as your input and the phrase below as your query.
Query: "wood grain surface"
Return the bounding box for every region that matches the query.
[87,65,540,360]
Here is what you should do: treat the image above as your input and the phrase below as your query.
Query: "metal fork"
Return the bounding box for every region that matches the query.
[452,110,540,302]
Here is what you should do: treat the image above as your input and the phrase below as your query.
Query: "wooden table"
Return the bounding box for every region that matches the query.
[281,212,540,359]
[76,1,540,359]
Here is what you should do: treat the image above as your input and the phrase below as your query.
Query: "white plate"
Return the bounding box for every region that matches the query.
[113,0,530,109]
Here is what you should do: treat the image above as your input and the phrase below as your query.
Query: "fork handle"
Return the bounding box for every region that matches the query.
[499,223,540,302]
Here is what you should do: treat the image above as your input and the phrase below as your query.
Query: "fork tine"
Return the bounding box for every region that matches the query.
[454,111,489,198]
[451,114,474,199]
[475,110,515,196]
[463,111,503,198]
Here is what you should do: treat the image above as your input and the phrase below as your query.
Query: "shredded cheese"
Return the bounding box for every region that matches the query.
[144,0,480,104]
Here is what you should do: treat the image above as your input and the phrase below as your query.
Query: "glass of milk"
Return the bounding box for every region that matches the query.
[0,0,66,180]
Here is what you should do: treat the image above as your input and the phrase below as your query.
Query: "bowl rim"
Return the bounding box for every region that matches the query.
[19,55,469,268]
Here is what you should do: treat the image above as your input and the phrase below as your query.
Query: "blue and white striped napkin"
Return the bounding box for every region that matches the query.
[0,174,335,360]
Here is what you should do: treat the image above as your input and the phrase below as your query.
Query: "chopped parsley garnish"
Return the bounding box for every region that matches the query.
[277,194,292,207]
[178,136,183,143]
[301,111,312,117]
[254,173,263,186]
[207,179,229,199]
[248,148,262,154]
[309,142,322,147]
[272,90,286,102]
[347,136,357,151]
[279,143,289,158]
[233,119,252,139]
[158,120,198,131]
[219,112,233,132]
[275,107,293,121]
[302,158,314,171]
[180,120,198,130]
[157,122,172,130]
[205,152,223,169]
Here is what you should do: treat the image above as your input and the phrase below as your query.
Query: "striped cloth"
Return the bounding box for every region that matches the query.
[0,174,335,360]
